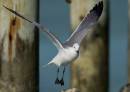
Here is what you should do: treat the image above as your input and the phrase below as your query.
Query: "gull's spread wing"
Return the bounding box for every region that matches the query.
[64,1,103,46]
[3,5,64,50]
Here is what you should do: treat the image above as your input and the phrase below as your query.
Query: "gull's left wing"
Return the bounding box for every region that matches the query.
[64,1,103,46]
[3,5,64,50]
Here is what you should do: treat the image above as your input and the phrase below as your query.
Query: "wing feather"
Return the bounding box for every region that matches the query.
[64,1,103,46]
[3,5,64,50]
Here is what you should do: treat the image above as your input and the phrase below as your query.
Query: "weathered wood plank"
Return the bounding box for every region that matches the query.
[0,0,39,92]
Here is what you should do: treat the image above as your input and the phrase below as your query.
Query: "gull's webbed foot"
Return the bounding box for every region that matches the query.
[55,78,60,84]
[59,78,64,86]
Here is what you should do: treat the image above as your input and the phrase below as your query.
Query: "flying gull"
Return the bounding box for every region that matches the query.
[3,1,103,86]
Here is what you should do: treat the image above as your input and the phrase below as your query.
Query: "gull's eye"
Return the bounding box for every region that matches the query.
[73,43,79,51]
[73,46,77,50]
[73,46,76,49]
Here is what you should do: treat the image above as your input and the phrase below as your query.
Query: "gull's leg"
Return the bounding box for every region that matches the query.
[60,67,65,86]
[55,67,60,84]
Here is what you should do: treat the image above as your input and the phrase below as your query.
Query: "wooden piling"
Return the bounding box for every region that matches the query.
[0,0,39,92]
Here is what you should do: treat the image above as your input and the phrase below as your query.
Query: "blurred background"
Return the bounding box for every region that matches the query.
[39,0,128,92]
[39,0,71,91]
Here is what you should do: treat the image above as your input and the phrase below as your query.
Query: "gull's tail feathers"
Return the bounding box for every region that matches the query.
[42,61,55,68]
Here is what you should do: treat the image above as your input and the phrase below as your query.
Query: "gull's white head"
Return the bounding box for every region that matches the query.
[73,43,79,51]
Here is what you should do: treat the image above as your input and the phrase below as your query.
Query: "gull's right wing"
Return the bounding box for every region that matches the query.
[64,1,103,46]
[3,5,64,50]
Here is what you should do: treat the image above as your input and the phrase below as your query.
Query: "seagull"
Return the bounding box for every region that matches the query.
[3,1,103,86]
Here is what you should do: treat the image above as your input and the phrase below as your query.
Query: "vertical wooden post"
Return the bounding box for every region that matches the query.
[69,0,108,92]
[0,0,39,92]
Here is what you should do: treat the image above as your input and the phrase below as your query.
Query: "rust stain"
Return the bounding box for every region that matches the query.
[8,16,21,63]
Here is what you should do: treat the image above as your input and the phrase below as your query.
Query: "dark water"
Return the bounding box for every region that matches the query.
[39,0,128,92]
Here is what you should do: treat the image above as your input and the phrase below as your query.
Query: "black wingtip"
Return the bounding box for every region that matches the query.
[3,5,11,11]
[90,1,103,17]
[3,5,19,16]
[3,5,33,23]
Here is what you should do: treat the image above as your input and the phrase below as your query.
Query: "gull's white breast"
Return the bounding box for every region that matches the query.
[52,47,78,66]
